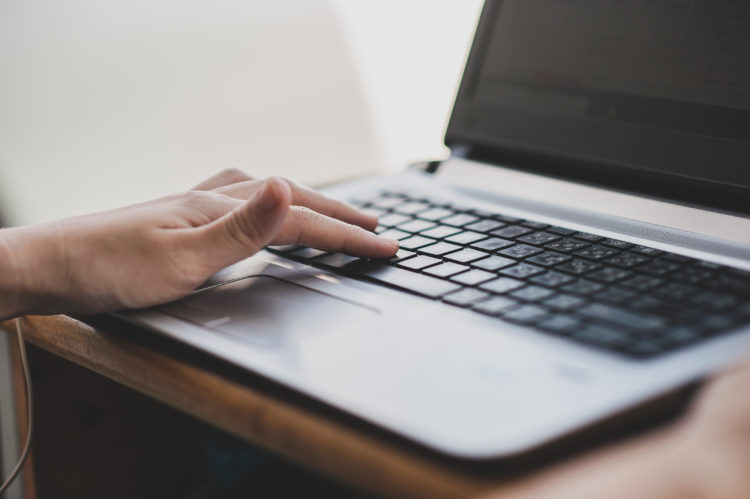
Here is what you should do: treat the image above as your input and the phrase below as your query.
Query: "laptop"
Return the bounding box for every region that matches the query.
[121,0,750,459]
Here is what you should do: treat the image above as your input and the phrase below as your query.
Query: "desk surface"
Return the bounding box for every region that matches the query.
[2,315,623,498]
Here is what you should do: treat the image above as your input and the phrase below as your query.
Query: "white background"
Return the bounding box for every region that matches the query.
[0,0,482,225]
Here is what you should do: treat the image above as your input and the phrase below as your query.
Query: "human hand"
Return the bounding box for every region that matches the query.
[0,169,397,318]
[675,353,750,499]
[480,350,750,499]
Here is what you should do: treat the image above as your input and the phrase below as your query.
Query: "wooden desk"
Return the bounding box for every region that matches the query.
[0,315,643,498]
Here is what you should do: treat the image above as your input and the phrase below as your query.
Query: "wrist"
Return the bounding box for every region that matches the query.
[0,224,67,319]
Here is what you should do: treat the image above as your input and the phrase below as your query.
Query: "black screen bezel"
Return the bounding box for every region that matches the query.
[445,0,750,216]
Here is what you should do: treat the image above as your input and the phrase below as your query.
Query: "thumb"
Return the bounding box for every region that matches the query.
[196,177,291,268]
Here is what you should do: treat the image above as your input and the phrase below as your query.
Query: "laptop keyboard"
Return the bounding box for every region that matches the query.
[267,191,750,360]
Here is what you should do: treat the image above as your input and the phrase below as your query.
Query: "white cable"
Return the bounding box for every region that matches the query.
[0,318,33,496]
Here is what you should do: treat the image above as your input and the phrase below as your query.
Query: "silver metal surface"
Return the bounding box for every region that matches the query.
[123,166,750,459]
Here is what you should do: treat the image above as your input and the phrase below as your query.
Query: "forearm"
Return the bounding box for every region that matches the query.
[0,224,65,320]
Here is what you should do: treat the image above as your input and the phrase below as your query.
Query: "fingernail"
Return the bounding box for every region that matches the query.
[378,237,399,253]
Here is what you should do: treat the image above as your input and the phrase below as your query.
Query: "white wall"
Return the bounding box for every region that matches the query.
[0,0,482,225]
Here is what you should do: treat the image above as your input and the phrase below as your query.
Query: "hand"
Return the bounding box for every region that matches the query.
[0,169,397,318]
[481,350,750,499]
[676,353,750,499]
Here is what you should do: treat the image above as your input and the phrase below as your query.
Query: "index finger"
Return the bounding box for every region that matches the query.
[216,178,378,232]
[272,206,398,258]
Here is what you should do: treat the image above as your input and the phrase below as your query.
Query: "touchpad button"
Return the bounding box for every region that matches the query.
[161,275,378,346]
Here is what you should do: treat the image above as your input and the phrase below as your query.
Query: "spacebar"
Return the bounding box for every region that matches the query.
[347,262,461,298]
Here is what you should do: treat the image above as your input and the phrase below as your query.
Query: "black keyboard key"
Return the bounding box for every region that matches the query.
[421,225,462,239]
[446,231,487,245]
[511,285,555,302]
[418,242,462,257]
[671,267,714,284]
[315,253,361,268]
[661,253,694,264]
[521,221,550,230]
[563,279,605,295]
[663,326,703,347]
[445,248,490,264]
[451,269,496,286]
[588,267,632,283]
[378,228,411,241]
[424,262,470,278]
[443,288,491,307]
[597,287,637,304]
[378,213,411,227]
[399,235,436,250]
[547,226,577,236]
[503,305,549,324]
[623,340,665,358]
[517,232,561,246]
[290,247,328,260]
[269,244,302,254]
[529,271,576,287]
[417,207,455,221]
[471,237,515,252]
[573,324,630,350]
[695,261,722,271]
[605,253,651,268]
[620,275,664,291]
[556,259,601,275]
[652,283,699,302]
[632,245,663,257]
[538,315,583,335]
[479,277,525,294]
[601,239,634,249]
[578,303,665,330]
[638,259,682,275]
[544,294,586,311]
[575,232,605,242]
[495,214,522,223]
[545,238,590,253]
[354,263,461,298]
[573,245,620,260]
[473,296,519,316]
[500,244,544,259]
[526,251,572,267]
[471,255,517,271]
[442,213,480,227]
[465,219,505,233]
[710,274,750,295]
[491,225,533,239]
[386,248,417,264]
[398,255,442,271]
[500,263,546,279]
[700,314,735,331]
[691,291,738,311]
[397,219,437,233]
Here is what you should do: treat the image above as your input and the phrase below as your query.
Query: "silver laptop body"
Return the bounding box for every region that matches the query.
[120,0,750,459]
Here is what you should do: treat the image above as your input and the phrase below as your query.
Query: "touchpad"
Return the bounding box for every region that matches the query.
[161,275,378,346]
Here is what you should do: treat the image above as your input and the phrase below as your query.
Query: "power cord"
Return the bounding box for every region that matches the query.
[0,318,34,496]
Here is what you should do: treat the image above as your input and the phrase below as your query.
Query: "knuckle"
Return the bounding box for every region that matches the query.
[219,167,251,182]
[288,206,317,244]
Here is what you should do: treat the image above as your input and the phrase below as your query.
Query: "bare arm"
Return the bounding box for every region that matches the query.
[0,169,397,320]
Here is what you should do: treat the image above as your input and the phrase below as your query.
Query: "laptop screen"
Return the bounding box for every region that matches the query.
[447,0,750,210]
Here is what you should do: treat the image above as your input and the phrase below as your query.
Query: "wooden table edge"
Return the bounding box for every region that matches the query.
[1,315,530,498]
